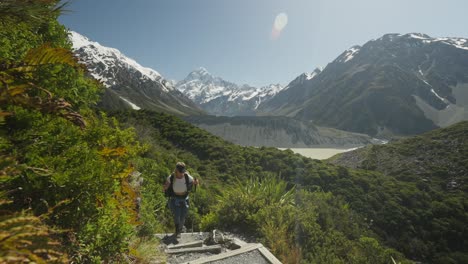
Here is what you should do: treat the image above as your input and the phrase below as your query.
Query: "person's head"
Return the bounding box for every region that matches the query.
[174,162,186,176]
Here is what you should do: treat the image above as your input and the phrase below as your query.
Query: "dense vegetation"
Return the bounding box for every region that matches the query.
[0,1,159,262]
[329,122,468,263]
[114,110,411,263]
[1,1,465,264]
[114,108,468,263]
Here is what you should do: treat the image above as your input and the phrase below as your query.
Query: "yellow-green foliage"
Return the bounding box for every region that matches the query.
[0,207,68,263]
[127,237,166,264]
[0,1,147,262]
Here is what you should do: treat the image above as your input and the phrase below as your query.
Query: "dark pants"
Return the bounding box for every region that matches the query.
[169,196,189,233]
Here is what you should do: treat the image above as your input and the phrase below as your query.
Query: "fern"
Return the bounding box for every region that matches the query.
[0,44,87,128]
[0,0,68,23]
[22,45,82,70]
[0,200,68,263]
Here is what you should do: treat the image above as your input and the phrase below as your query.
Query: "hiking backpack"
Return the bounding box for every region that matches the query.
[164,173,193,197]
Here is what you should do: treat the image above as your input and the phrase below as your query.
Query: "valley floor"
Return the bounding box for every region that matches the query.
[278,147,361,160]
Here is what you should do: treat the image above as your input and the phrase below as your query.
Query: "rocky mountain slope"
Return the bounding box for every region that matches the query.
[259,33,468,137]
[176,68,283,116]
[184,115,381,148]
[69,31,204,116]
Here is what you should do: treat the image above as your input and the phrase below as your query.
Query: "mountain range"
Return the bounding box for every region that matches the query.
[70,31,468,140]
[69,31,204,116]
[176,67,284,116]
[69,31,375,147]
[258,33,468,137]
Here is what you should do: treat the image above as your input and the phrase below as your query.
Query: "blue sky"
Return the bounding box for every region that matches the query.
[59,0,467,87]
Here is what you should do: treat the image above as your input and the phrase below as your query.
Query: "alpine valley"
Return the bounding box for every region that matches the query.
[69,32,378,148]
[70,32,468,145]
[3,3,468,263]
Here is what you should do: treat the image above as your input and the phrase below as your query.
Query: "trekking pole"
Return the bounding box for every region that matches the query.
[165,201,169,238]
[191,180,197,234]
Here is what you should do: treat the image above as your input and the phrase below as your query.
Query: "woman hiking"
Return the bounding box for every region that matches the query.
[163,162,198,238]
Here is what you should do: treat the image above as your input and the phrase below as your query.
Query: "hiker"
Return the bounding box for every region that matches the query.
[163,162,198,238]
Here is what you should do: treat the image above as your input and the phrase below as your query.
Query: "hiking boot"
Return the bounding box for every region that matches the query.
[176,232,181,239]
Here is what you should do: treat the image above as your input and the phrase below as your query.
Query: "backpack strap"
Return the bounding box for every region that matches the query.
[184,173,193,193]
[165,174,175,197]
[170,174,174,186]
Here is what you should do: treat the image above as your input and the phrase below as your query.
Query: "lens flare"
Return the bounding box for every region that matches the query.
[271,12,288,40]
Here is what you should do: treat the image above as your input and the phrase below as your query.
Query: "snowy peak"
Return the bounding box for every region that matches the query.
[193,67,210,76]
[377,32,468,51]
[176,68,284,115]
[177,67,268,102]
[335,33,468,66]
[306,67,322,80]
[405,33,431,40]
[259,83,284,96]
[186,67,217,82]
[406,33,468,51]
[69,31,164,88]
[177,68,236,104]
[336,45,361,63]
[69,31,92,50]
[285,67,322,89]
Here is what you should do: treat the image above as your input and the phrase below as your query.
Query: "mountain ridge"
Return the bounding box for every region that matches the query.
[259,33,468,137]
[69,31,204,116]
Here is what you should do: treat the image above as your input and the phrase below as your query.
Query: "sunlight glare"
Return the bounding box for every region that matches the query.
[271,12,288,40]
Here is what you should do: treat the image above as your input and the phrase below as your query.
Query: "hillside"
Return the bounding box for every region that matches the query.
[328,121,468,189]
[115,110,467,263]
[328,122,468,262]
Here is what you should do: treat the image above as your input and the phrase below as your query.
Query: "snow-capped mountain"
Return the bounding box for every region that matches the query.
[69,31,203,115]
[284,68,322,90]
[259,33,468,137]
[176,67,284,116]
